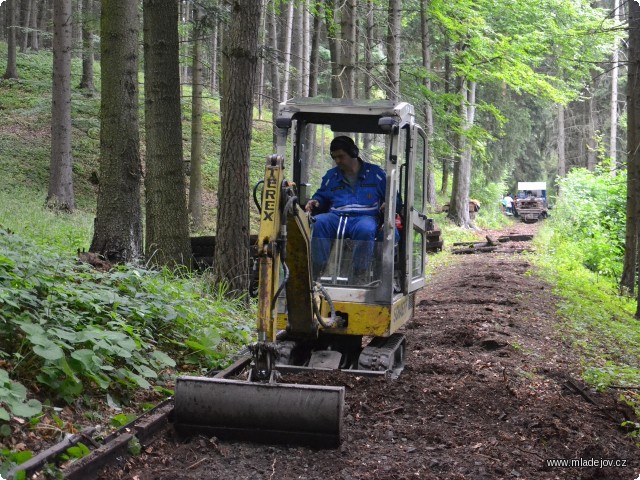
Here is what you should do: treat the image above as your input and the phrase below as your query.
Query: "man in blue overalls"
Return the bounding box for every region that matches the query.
[304,136,387,282]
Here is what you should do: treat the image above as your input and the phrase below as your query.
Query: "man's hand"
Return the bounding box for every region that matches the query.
[305,199,320,212]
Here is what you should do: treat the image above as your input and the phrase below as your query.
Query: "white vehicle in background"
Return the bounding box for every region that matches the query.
[514,182,549,223]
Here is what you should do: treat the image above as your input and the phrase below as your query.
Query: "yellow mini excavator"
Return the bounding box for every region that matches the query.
[173,98,432,447]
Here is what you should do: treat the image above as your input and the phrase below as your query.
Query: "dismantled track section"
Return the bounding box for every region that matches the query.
[451,234,533,255]
[6,357,387,479]
[6,400,172,480]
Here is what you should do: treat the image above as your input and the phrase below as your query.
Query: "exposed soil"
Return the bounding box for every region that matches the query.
[95,222,640,480]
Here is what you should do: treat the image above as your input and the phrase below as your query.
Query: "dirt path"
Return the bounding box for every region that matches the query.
[99,224,639,480]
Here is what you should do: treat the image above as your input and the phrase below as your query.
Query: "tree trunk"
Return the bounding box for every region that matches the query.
[257,0,266,118]
[0,2,5,39]
[362,0,374,155]
[210,7,219,94]
[189,5,204,231]
[440,35,452,194]
[143,0,192,267]
[386,0,401,102]
[302,0,319,180]
[281,0,293,101]
[268,0,281,148]
[90,0,142,263]
[308,1,322,97]
[340,0,356,98]
[29,0,39,51]
[215,0,262,292]
[72,0,81,57]
[20,0,32,52]
[324,0,341,98]
[364,0,373,99]
[4,0,18,79]
[557,105,566,178]
[586,92,596,171]
[38,0,50,49]
[610,0,620,174]
[179,0,190,88]
[622,0,640,297]
[448,77,474,228]
[78,0,94,91]
[420,0,436,210]
[47,0,75,211]
[301,0,310,96]
[292,3,302,97]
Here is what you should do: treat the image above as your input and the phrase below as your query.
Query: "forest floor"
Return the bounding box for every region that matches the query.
[92,221,639,480]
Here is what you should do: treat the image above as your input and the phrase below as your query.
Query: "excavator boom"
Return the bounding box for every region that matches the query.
[174,153,345,446]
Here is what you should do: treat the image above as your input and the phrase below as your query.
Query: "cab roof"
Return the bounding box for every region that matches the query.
[276,98,415,134]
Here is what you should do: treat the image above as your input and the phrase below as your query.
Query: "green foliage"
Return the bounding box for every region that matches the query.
[430,212,480,245]
[0,50,102,210]
[429,0,612,102]
[41,462,64,479]
[0,190,94,253]
[583,364,640,391]
[0,229,253,405]
[0,369,42,421]
[128,436,142,456]
[551,167,626,278]
[64,442,91,460]
[0,41,259,414]
[0,448,32,479]
[532,226,640,393]
[401,0,614,204]
[111,412,137,427]
[469,171,513,230]
[622,420,640,441]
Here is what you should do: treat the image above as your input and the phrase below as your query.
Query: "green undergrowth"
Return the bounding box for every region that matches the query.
[0,45,274,234]
[0,47,102,210]
[430,212,481,244]
[0,190,94,253]
[0,228,253,419]
[532,225,640,416]
[528,167,639,423]
[552,167,626,279]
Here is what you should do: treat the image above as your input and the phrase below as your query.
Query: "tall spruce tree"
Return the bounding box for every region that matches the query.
[47,0,75,211]
[90,0,143,262]
[143,0,191,267]
[214,0,262,291]
[622,0,640,305]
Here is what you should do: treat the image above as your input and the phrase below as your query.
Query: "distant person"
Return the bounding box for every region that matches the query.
[504,194,514,215]
[305,136,386,282]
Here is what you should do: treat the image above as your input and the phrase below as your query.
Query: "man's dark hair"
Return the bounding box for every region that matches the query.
[330,136,359,159]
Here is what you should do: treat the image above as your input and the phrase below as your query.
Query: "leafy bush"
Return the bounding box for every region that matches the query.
[0,229,253,412]
[533,225,640,394]
[551,166,626,278]
[470,177,513,229]
[0,369,42,421]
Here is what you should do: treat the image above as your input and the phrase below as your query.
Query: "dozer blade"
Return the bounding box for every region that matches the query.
[173,376,345,448]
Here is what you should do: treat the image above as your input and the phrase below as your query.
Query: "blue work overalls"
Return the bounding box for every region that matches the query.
[310,161,386,275]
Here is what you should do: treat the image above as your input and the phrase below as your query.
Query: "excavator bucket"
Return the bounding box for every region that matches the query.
[173,376,345,448]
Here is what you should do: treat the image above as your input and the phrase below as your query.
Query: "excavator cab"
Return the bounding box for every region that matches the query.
[174,99,431,447]
[273,98,429,337]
